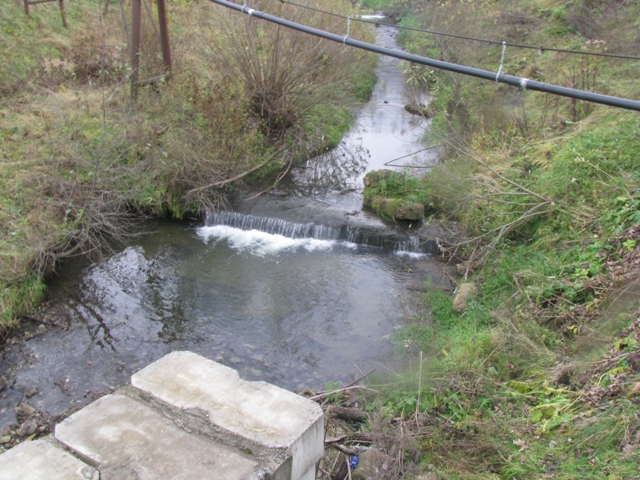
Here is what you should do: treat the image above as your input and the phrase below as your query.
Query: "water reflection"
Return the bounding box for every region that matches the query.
[0,219,443,430]
[288,143,370,196]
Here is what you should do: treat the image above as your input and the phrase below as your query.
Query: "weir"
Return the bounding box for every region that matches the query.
[204,211,436,255]
[0,352,324,480]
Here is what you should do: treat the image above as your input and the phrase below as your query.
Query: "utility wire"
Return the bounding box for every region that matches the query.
[209,0,640,112]
[384,146,443,168]
[276,0,640,61]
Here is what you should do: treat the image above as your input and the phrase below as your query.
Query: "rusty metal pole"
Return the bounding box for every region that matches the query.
[156,0,172,77]
[23,0,30,16]
[131,0,142,99]
[59,0,68,28]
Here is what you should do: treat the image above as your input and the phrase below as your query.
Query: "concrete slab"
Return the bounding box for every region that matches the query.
[131,351,324,480]
[300,465,317,480]
[0,438,98,480]
[55,393,263,480]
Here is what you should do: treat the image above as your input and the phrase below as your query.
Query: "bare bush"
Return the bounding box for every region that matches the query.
[200,0,368,138]
[567,0,640,53]
[29,177,143,277]
[69,26,127,83]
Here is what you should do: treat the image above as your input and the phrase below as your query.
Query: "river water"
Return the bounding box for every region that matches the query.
[0,25,447,430]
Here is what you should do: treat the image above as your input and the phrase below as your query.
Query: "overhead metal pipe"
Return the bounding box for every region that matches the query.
[209,0,640,112]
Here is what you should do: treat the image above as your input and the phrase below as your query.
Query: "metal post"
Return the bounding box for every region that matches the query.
[59,0,68,28]
[131,0,142,99]
[156,0,172,76]
[23,0,30,15]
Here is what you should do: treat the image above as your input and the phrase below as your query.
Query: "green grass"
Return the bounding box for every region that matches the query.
[0,276,46,329]
[360,0,395,11]
[351,0,640,477]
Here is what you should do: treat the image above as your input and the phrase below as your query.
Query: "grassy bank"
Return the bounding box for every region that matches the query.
[0,0,376,331]
[346,0,640,478]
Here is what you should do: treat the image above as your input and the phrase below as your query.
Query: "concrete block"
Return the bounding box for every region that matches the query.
[300,465,317,480]
[131,351,324,480]
[55,393,263,480]
[0,438,98,480]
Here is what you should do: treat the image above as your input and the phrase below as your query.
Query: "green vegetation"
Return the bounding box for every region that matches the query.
[360,0,394,11]
[4,0,640,476]
[363,171,431,207]
[0,0,376,330]
[363,170,431,220]
[345,0,640,477]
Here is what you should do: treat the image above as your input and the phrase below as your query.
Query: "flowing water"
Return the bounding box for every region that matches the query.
[0,25,448,430]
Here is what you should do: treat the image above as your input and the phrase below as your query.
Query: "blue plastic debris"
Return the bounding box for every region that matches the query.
[350,455,359,469]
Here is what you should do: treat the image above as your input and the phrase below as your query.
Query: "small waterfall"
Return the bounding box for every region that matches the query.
[205,211,343,240]
[203,211,433,255]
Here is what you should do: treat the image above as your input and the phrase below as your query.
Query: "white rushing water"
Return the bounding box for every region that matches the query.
[197,225,357,256]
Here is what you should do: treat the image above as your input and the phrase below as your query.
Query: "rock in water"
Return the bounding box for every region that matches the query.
[17,419,37,437]
[404,103,431,117]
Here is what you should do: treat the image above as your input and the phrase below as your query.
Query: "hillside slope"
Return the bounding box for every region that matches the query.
[338,0,640,478]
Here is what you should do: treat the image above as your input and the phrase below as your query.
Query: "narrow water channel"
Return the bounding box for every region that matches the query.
[0,25,448,431]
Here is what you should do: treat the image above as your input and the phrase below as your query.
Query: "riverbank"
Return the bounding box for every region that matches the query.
[331,0,640,477]
[0,0,376,332]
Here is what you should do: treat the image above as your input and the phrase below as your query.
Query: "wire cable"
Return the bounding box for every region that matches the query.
[384,145,443,169]
[209,0,640,112]
[276,0,640,61]
[496,41,506,81]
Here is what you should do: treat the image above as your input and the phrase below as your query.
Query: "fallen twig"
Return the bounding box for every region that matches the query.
[344,369,376,389]
[332,444,360,456]
[310,385,369,402]
[246,153,294,200]
[327,406,368,423]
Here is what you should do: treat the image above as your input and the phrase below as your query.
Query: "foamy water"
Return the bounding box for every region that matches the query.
[197,225,357,256]
[395,250,427,259]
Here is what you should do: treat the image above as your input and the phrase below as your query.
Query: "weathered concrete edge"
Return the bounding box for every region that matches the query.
[0,437,99,480]
[1,352,324,480]
[55,392,276,480]
[130,350,324,480]
[122,385,294,476]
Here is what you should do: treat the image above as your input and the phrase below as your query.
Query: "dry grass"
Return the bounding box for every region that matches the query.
[0,0,375,327]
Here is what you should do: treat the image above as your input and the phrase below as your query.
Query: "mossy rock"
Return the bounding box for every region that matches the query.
[363,170,426,221]
[404,103,431,117]
[363,169,396,187]
[367,195,425,221]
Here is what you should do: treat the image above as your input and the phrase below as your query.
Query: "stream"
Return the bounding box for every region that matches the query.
[0,25,449,431]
